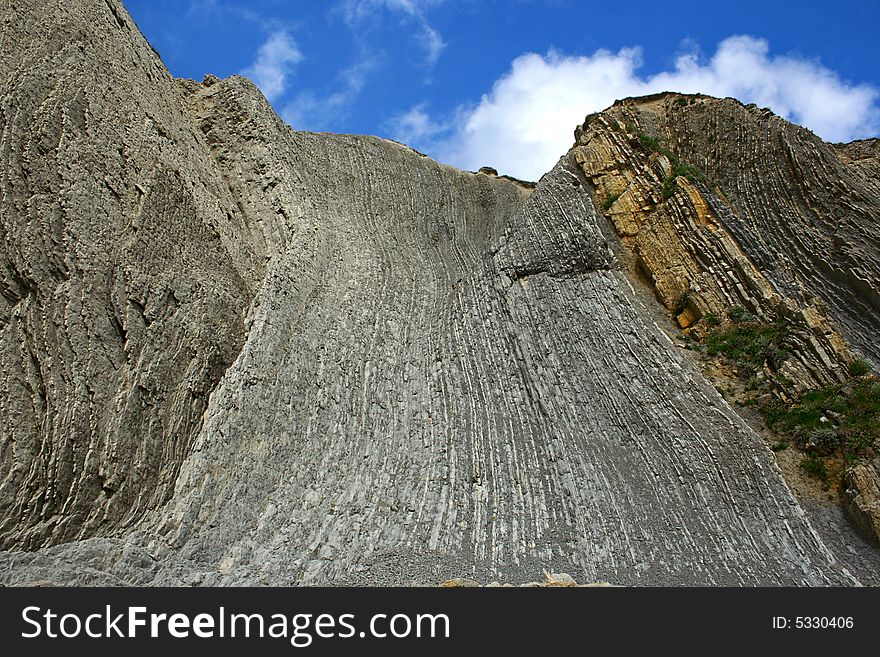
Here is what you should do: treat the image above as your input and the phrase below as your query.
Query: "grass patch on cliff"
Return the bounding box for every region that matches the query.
[849,358,873,376]
[678,302,879,501]
[673,289,691,315]
[602,192,621,210]
[727,305,756,324]
[638,133,662,152]
[703,312,721,326]
[637,132,714,197]
[704,322,787,371]
[801,453,829,481]
[671,160,707,185]
[761,378,880,469]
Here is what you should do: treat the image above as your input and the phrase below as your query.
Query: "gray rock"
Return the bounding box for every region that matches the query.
[0,2,872,586]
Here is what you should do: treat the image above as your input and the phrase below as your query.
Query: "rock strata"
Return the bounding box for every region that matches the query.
[573,97,859,397]
[0,2,876,586]
[844,460,880,545]
[571,93,880,545]
[579,93,880,372]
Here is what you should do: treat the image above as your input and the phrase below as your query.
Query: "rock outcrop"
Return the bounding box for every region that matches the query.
[577,93,880,374]
[0,1,877,585]
[844,460,880,544]
[572,93,880,546]
[573,95,863,397]
[0,0,260,550]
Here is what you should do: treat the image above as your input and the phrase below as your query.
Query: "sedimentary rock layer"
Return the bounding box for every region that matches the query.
[572,97,863,396]
[589,93,880,369]
[0,0,265,550]
[0,1,872,585]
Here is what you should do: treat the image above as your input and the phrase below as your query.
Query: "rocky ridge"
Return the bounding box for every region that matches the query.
[578,93,880,373]
[0,1,877,585]
[574,95,860,396]
[572,92,880,549]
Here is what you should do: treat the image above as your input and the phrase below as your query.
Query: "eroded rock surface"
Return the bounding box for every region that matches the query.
[573,96,861,397]
[0,2,875,586]
[844,460,880,545]
[581,93,880,372]
[440,573,614,587]
[0,0,260,550]
[571,92,880,546]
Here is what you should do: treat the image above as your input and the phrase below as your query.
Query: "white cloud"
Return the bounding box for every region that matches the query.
[241,30,303,102]
[281,56,378,130]
[420,23,445,66]
[338,0,445,65]
[387,103,447,144]
[410,36,880,180]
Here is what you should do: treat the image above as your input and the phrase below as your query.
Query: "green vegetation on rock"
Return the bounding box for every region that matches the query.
[682,304,879,490]
[602,192,621,210]
[697,305,793,376]
[761,378,880,467]
[849,358,873,377]
[637,132,714,197]
[801,453,829,481]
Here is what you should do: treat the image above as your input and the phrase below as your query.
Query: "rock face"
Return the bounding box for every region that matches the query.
[844,460,880,545]
[440,572,614,587]
[573,96,865,397]
[577,93,880,374]
[0,1,876,585]
[0,0,259,550]
[572,93,880,545]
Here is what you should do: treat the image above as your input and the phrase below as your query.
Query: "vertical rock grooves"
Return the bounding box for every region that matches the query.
[0,0,261,549]
[0,2,872,585]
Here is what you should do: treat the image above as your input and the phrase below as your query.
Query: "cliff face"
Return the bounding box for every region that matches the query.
[0,1,876,585]
[0,0,267,550]
[576,93,880,373]
[573,94,880,549]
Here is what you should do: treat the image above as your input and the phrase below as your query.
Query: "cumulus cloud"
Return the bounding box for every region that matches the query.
[241,30,303,102]
[403,36,880,180]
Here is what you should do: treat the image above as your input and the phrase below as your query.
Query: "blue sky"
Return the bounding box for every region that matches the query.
[126,0,880,180]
